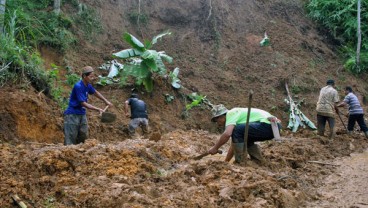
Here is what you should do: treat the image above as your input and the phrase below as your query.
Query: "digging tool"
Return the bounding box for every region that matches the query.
[241,90,253,164]
[100,105,116,123]
[193,150,223,160]
[337,112,348,132]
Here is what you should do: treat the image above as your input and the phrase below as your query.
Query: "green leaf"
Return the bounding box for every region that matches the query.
[143,76,154,92]
[172,67,179,76]
[142,50,159,60]
[159,52,173,63]
[151,31,171,46]
[169,67,181,89]
[113,49,142,59]
[155,57,167,75]
[123,63,150,79]
[143,59,158,72]
[144,40,152,49]
[186,94,205,110]
[164,94,175,103]
[123,32,145,52]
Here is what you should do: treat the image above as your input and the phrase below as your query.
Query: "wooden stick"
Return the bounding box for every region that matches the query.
[25,141,55,146]
[307,161,339,166]
[11,195,27,208]
[242,90,253,163]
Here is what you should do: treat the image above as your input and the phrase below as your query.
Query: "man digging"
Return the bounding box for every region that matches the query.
[207,104,281,164]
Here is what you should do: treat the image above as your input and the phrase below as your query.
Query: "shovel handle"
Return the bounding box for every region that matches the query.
[103,105,109,112]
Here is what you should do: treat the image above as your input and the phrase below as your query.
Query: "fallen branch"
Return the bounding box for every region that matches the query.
[11,194,27,208]
[25,141,56,146]
[307,161,339,166]
[0,61,12,72]
[207,0,212,21]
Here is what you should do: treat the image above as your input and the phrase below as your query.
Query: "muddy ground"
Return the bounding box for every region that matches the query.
[0,86,367,207]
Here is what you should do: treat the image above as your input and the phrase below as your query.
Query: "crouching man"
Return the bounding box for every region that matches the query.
[208,104,281,163]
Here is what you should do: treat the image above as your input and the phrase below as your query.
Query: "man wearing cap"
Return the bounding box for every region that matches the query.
[316,79,340,139]
[336,86,368,138]
[208,105,281,163]
[125,93,148,136]
[63,66,112,145]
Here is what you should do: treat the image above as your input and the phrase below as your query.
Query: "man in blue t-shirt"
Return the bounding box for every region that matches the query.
[337,86,368,138]
[124,93,148,136]
[64,66,112,145]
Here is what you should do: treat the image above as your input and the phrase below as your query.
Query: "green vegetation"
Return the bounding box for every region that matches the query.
[0,11,51,94]
[5,0,75,51]
[0,0,101,108]
[128,11,149,26]
[48,64,68,110]
[113,31,174,92]
[164,94,174,103]
[74,3,103,41]
[307,0,368,73]
[169,67,181,89]
[186,93,206,111]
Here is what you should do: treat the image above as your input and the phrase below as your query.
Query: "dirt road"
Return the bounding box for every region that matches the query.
[307,149,368,208]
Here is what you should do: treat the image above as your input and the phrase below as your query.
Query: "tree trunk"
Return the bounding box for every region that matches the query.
[0,0,6,34]
[53,0,61,15]
[356,0,361,72]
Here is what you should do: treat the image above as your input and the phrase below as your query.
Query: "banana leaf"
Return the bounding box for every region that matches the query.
[286,100,317,132]
[123,32,145,52]
[285,83,317,132]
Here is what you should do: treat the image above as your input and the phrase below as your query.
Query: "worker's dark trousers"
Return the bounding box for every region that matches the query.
[317,114,335,138]
[348,114,368,132]
[231,122,280,146]
[231,122,281,163]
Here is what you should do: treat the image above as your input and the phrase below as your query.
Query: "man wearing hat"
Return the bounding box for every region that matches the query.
[64,66,112,145]
[208,105,281,163]
[124,93,148,136]
[316,79,340,139]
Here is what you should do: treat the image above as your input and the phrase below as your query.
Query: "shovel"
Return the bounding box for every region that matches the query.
[337,112,348,132]
[193,150,223,160]
[100,105,116,123]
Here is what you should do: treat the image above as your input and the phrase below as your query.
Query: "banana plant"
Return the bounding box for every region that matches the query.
[112,31,173,92]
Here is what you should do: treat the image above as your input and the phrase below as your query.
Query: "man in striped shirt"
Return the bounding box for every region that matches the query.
[337,86,368,138]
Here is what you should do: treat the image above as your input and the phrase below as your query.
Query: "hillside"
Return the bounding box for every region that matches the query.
[1,0,368,207]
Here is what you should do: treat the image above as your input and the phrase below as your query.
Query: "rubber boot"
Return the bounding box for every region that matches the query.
[248,144,265,163]
[232,143,244,164]
[365,131,368,139]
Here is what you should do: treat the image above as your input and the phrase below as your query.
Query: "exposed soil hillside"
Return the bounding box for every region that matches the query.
[1,0,368,207]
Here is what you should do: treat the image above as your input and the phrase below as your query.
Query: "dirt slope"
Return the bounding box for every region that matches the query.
[1,0,368,207]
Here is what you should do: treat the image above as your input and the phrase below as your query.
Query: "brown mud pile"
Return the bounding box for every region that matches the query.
[1,125,368,207]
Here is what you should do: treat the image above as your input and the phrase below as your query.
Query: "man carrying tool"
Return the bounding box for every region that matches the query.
[336,86,368,138]
[207,104,281,163]
[316,79,340,139]
[64,66,112,145]
[125,93,149,136]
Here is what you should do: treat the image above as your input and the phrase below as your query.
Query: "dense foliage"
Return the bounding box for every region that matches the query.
[0,0,100,106]
[307,0,368,73]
